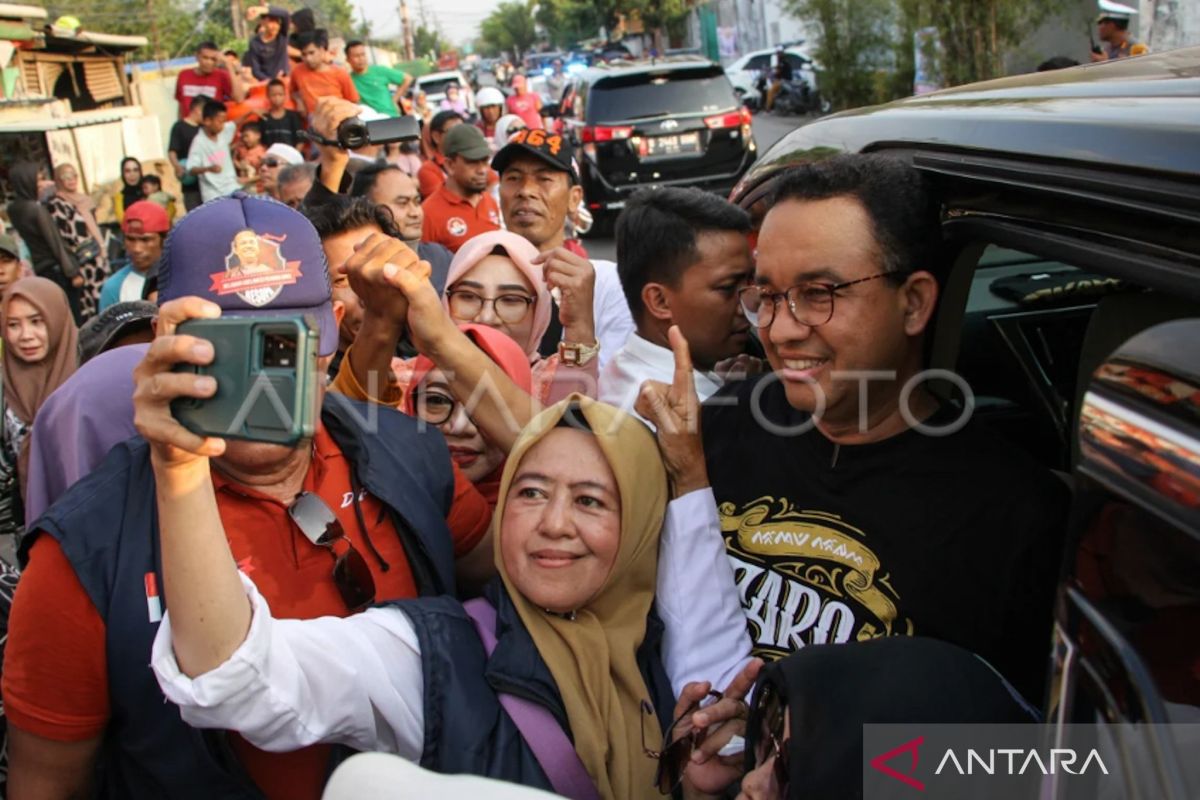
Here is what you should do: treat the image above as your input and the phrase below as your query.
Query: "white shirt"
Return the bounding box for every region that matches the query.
[151,489,750,755]
[118,270,147,304]
[599,332,724,426]
[589,259,633,372]
[186,121,241,202]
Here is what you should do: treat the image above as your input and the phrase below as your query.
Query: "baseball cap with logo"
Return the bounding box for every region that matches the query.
[158,192,337,356]
[0,234,19,259]
[442,123,492,160]
[491,128,577,184]
[122,200,171,235]
[78,300,157,363]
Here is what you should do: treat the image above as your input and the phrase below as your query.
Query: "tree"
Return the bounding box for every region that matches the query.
[926,0,1067,85]
[535,0,605,50]
[479,1,538,61]
[785,0,895,110]
[54,0,208,60]
[413,24,448,58]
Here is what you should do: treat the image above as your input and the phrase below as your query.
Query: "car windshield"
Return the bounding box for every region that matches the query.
[420,77,461,95]
[587,68,735,122]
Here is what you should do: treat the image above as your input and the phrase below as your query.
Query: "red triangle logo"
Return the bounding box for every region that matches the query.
[869,735,926,791]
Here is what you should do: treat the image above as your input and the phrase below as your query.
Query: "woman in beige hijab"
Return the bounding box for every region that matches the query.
[0,277,78,537]
[152,395,688,799]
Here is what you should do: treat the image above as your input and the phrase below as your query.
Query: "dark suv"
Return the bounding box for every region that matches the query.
[554,58,756,229]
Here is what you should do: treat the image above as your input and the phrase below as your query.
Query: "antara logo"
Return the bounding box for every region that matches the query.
[934,748,1109,776]
[870,737,1109,791]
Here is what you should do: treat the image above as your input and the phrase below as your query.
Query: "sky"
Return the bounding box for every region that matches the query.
[360,0,498,49]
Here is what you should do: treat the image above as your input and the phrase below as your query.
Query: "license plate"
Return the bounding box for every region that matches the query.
[639,132,700,157]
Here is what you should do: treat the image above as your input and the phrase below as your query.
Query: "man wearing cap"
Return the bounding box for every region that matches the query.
[259,142,305,200]
[0,234,24,294]
[421,123,501,253]
[1091,1,1149,61]
[77,301,157,363]
[4,193,492,800]
[243,4,292,81]
[492,128,634,369]
[98,200,170,312]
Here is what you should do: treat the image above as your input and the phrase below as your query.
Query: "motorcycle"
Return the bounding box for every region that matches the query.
[773,77,830,116]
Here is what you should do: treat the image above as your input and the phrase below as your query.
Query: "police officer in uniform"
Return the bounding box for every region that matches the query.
[1091,0,1149,62]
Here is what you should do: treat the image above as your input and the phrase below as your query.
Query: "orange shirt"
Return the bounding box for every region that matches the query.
[3,423,490,800]
[421,184,501,253]
[290,62,359,115]
[417,153,447,199]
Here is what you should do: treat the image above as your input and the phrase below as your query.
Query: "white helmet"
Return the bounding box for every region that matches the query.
[476,87,505,107]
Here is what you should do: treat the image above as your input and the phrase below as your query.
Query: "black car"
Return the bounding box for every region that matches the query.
[555,58,756,232]
[732,47,1200,797]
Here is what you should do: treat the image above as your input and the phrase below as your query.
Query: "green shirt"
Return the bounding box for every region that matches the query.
[350,65,409,116]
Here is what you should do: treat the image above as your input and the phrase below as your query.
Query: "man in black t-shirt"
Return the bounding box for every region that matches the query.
[694,156,1068,703]
[258,78,304,148]
[167,97,205,211]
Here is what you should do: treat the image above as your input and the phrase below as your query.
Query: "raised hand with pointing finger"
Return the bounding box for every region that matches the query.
[636,325,709,498]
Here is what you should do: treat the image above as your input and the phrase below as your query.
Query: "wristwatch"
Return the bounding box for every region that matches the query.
[558,339,600,367]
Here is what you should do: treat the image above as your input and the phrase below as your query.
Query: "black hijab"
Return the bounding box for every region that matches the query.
[120,157,143,210]
[747,637,1038,799]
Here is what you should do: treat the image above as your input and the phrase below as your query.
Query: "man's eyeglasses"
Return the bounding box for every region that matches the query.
[287,491,375,611]
[413,389,458,426]
[641,689,722,794]
[262,157,284,168]
[446,289,534,325]
[737,271,908,329]
[748,680,790,792]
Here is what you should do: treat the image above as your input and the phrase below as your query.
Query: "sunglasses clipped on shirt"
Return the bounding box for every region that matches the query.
[287,491,376,611]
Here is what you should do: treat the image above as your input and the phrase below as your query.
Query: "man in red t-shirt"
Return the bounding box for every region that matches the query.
[505,73,544,130]
[3,195,493,800]
[174,40,247,117]
[417,109,464,199]
[421,124,500,252]
[290,30,359,117]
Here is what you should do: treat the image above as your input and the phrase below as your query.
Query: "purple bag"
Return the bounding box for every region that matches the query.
[463,598,601,800]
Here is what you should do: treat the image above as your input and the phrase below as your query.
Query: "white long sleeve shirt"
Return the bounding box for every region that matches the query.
[152,489,750,753]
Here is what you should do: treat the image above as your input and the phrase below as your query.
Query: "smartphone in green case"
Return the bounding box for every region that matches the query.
[171,315,320,445]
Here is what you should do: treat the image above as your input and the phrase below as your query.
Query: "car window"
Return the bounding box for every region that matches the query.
[954,246,1098,467]
[419,76,461,96]
[784,54,809,70]
[587,68,736,122]
[745,54,770,71]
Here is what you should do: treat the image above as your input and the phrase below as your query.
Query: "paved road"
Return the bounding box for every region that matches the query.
[584,110,811,262]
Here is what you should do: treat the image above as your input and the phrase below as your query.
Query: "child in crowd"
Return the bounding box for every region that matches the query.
[139,175,177,223]
[289,30,359,117]
[234,121,267,175]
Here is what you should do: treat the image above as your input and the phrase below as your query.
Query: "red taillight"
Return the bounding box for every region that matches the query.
[703,111,743,129]
[705,108,754,129]
[581,125,633,143]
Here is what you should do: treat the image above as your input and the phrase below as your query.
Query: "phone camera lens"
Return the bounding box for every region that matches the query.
[262,333,297,368]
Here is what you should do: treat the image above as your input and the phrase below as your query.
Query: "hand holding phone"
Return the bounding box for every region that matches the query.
[132,297,226,471]
[170,314,320,446]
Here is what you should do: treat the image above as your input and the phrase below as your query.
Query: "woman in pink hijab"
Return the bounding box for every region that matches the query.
[386,230,598,405]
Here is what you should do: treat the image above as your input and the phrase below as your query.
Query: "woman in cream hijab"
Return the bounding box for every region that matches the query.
[152,396,684,798]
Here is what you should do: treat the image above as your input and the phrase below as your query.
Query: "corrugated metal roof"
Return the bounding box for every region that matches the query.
[0,104,141,132]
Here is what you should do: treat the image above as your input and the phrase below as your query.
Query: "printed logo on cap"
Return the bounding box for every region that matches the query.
[447,217,468,237]
[208,229,302,307]
[509,128,563,155]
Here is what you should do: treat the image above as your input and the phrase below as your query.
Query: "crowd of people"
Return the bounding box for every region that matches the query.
[0,11,1079,800]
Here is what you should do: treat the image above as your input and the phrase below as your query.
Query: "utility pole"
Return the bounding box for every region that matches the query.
[400,0,414,60]
[231,0,247,40]
[147,0,163,67]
